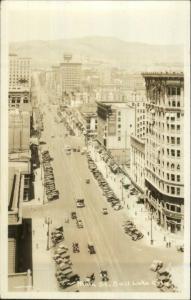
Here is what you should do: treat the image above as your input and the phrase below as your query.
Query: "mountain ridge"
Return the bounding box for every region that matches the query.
[9,36,184,71]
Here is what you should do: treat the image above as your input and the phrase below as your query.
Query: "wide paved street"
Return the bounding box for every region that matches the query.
[23,78,183,292]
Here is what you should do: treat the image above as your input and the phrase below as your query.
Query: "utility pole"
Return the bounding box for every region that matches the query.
[121,178,124,205]
[150,210,153,245]
[45,217,52,250]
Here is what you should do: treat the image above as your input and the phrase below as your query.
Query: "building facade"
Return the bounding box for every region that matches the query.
[130,135,145,193]
[9,110,31,153]
[9,54,32,111]
[97,101,135,164]
[143,72,184,233]
[9,54,31,91]
[60,62,82,94]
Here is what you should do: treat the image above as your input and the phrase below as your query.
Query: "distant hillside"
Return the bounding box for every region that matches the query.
[9,36,184,71]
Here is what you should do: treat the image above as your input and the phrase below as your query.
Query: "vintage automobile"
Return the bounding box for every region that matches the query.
[100,270,109,281]
[76,219,83,229]
[71,211,77,219]
[102,208,108,215]
[73,242,80,253]
[58,244,68,251]
[150,260,163,272]
[88,243,96,254]
[176,244,184,252]
[76,198,85,208]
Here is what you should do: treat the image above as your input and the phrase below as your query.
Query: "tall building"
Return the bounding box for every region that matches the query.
[97,101,135,164]
[60,54,82,96]
[142,72,184,233]
[9,54,31,91]
[9,110,30,153]
[9,54,32,109]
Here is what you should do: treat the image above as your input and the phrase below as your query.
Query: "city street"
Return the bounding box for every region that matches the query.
[23,78,183,292]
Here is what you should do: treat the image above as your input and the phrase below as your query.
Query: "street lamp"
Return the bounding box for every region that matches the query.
[39,145,43,181]
[45,217,52,250]
[149,209,154,245]
[120,178,125,206]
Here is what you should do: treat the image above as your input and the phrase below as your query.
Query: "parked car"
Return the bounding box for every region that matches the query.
[88,243,96,254]
[76,198,85,208]
[113,204,123,211]
[76,219,83,228]
[58,244,68,251]
[150,260,163,272]
[176,244,184,252]
[100,270,109,281]
[102,208,108,215]
[71,211,77,219]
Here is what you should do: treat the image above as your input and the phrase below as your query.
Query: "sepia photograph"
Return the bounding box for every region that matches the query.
[0,0,190,299]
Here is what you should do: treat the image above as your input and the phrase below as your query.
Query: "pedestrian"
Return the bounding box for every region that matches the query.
[164,236,166,241]
[169,241,171,248]
[147,231,149,236]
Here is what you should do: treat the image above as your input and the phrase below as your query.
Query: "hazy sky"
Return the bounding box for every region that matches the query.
[4,0,189,45]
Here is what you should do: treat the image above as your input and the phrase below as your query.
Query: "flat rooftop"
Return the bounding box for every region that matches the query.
[142,72,184,78]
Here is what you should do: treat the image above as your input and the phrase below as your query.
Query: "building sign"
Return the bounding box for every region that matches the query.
[108,110,116,136]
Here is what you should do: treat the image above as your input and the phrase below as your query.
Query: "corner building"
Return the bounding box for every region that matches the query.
[142,72,184,234]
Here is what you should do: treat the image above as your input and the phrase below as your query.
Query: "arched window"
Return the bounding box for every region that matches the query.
[171,163,175,170]
[177,164,180,170]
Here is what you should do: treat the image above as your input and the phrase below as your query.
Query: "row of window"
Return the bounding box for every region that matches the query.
[147,124,181,133]
[147,172,181,196]
[167,174,180,182]
[166,203,181,212]
[10,99,29,104]
[148,111,181,118]
[131,102,146,107]
[137,115,145,121]
[137,109,145,113]
[137,121,145,126]
[167,186,181,195]
[167,124,181,131]
[137,127,145,133]
[146,160,181,171]
[153,148,181,158]
[167,86,181,96]
[167,149,181,157]
[168,100,181,107]
[166,136,180,144]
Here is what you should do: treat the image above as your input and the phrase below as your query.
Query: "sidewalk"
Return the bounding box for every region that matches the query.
[88,143,184,249]
[23,166,47,207]
[31,217,58,291]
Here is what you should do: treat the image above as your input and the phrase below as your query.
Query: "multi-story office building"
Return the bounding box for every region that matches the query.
[9,54,31,91]
[142,72,184,233]
[129,91,146,192]
[9,54,32,110]
[9,110,30,153]
[127,91,146,140]
[130,135,145,193]
[122,73,145,92]
[8,165,32,291]
[60,58,82,95]
[97,101,135,164]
